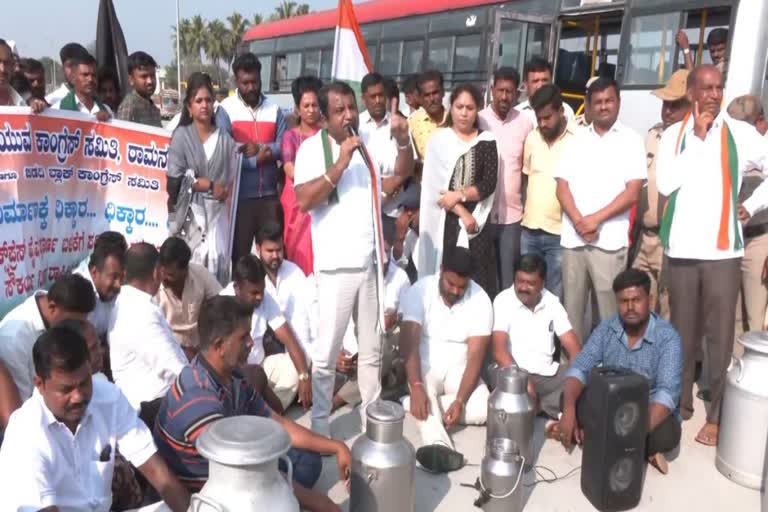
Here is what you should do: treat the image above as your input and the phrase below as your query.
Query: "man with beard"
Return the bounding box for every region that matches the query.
[479,67,533,290]
[520,84,578,299]
[400,247,492,468]
[155,237,222,361]
[555,77,645,340]
[294,80,412,436]
[217,53,287,265]
[559,269,682,474]
[45,42,88,105]
[630,70,690,318]
[154,296,350,512]
[221,254,311,412]
[657,65,768,446]
[516,57,575,126]
[117,51,162,127]
[0,326,190,511]
[52,53,111,121]
[491,254,581,426]
[74,231,128,338]
[20,57,46,101]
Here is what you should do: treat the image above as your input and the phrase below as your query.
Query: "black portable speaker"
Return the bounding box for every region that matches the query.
[580,367,650,512]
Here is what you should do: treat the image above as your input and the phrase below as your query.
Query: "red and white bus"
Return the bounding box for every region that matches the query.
[243,0,768,133]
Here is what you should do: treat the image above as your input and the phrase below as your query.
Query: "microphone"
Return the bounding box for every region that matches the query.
[346,124,374,171]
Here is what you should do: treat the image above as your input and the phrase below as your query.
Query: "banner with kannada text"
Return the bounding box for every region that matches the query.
[0,107,170,316]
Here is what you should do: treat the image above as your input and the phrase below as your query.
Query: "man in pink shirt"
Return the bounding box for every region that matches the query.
[479,67,534,290]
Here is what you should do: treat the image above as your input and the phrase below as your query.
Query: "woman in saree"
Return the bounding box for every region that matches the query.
[280,76,323,275]
[167,72,239,284]
[417,83,499,297]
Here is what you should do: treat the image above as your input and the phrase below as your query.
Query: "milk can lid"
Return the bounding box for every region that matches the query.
[366,400,405,423]
[196,416,291,465]
[739,331,768,355]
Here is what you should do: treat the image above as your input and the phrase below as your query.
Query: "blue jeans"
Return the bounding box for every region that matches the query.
[520,228,563,300]
[279,447,323,489]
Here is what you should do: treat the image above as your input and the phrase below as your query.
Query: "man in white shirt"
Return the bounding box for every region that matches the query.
[492,254,581,421]
[108,242,188,422]
[73,231,127,338]
[0,274,96,401]
[516,57,575,126]
[45,42,87,105]
[401,248,492,458]
[294,80,413,436]
[555,77,646,340]
[255,222,315,353]
[656,65,768,446]
[221,254,312,412]
[51,53,111,121]
[0,39,43,111]
[0,326,189,511]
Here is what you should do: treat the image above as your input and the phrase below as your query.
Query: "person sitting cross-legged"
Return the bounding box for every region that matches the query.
[558,269,683,474]
[400,247,492,472]
[154,296,350,512]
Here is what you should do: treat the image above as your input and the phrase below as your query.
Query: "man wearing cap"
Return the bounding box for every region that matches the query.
[727,95,768,334]
[630,70,690,318]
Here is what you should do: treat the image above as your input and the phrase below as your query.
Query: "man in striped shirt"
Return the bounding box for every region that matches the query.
[154,296,351,511]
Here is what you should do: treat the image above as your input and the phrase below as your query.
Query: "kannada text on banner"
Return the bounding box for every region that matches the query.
[0,107,170,316]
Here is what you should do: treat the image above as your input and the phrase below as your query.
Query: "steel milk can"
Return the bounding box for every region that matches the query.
[189,416,299,512]
[477,437,524,512]
[487,365,535,468]
[716,331,768,489]
[350,400,416,512]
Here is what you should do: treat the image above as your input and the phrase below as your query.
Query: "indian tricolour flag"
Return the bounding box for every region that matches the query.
[331,0,372,91]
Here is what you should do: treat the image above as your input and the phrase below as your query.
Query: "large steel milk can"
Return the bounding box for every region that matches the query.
[189,416,299,512]
[476,437,524,512]
[351,400,416,512]
[487,365,535,468]
[716,331,768,489]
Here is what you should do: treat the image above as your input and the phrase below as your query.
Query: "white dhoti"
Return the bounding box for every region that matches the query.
[263,353,300,410]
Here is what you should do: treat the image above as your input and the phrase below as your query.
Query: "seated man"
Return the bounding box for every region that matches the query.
[0,326,189,511]
[109,243,188,423]
[559,269,683,474]
[156,237,223,361]
[154,296,350,512]
[73,231,127,338]
[492,254,581,427]
[255,222,314,356]
[0,273,95,401]
[221,255,312,412]
[401,247,492,460]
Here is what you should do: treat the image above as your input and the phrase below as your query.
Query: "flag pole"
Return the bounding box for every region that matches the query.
[176,0,182,99]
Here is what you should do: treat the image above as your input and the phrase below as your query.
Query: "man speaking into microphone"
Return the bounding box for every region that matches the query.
[294,81,414,435]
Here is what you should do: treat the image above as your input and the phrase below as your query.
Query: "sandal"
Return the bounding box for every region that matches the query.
[694,423,718,446]
[416,444,465,474]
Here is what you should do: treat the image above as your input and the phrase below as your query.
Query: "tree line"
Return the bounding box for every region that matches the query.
[169,2,311,90]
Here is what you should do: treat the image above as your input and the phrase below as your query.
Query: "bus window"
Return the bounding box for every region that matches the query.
[455,34,483,81]
[624,12,681,86]
[402,40,424,75]
[274,53,301,91]
[556,12,622,94]
[497,21,525,70]
[320,50,332,82]
[428,36,453,74]
[676,7,731,69]
[380,41,401,76]
[365,41,377,72]
[304,50,320,78]
[526,24,549,63]
[259,55,273,91]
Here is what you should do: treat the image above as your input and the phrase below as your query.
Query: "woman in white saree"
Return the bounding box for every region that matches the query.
[166,73,240,284]
[418,84,500,297]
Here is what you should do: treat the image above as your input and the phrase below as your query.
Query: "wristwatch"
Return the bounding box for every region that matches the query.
[298,372,310,382]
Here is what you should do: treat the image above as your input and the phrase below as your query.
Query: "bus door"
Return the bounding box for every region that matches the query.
[486,10,555,103]
[553,2,626,118]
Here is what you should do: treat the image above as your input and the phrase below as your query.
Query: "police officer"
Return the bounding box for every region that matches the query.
[630,69,691,318]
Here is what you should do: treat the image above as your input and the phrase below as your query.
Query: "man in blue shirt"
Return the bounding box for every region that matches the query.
[559,269,682,473]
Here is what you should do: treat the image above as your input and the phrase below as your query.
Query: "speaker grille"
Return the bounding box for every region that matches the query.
[613,401,641,437]
[609,457,635,493]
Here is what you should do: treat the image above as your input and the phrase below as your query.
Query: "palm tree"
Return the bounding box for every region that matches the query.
[271,1,298,21]
[226,12,250,65]
[207,19,228,86]
[188,15,209,65]
[171,18,193,59]
[250,14,264,27]
[296,4,310,15]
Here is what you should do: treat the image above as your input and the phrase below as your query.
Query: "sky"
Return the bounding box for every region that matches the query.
[0,0,343,66]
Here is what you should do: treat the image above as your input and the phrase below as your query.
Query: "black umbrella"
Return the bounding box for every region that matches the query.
[96,0,129,97]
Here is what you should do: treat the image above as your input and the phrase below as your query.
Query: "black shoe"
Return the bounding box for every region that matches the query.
[416,444,465,473]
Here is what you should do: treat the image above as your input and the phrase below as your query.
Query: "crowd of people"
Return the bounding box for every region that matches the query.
[0,25,767,510]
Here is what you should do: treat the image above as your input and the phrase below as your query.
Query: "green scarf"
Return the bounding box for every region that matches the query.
[59,89,108,114]
[320,129,340,205]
